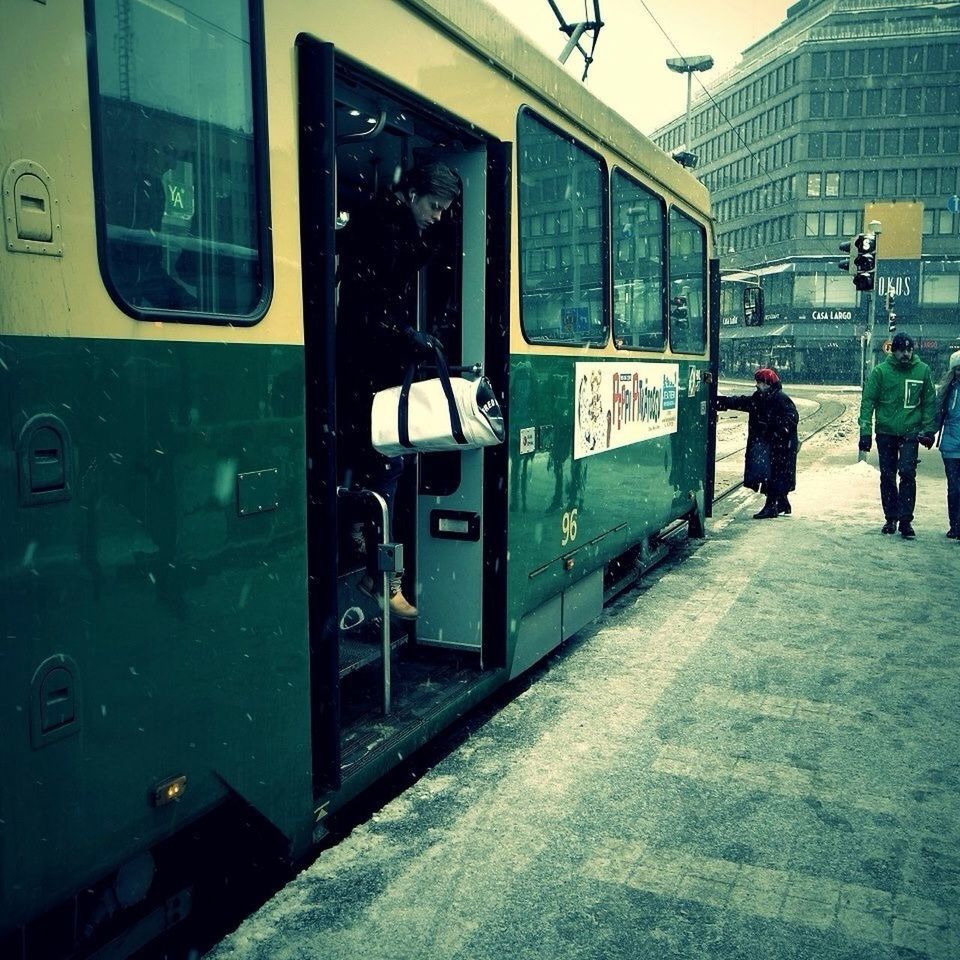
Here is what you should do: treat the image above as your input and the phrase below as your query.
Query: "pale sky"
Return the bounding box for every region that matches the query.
[485,0,794,135]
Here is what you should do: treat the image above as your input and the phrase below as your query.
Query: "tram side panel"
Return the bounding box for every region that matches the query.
[506,352,710,678]
[0,3,315,937]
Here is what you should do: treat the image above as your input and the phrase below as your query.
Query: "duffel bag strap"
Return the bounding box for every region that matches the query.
[397,336,467,449]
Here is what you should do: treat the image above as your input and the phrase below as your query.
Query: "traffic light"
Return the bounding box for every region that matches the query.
[886,290,897,333]
[670,295,688,323]
[838,233,877,292]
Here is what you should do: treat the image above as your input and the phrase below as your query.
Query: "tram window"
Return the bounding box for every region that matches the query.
[667,208,706,355]
[611,170,665,350]
[517,110,608,346]
[88,0,269,321]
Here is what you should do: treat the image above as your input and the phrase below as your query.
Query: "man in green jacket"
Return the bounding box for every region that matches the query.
[859,333,937,538]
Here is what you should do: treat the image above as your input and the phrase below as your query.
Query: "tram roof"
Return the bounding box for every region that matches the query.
[403,0,711,216]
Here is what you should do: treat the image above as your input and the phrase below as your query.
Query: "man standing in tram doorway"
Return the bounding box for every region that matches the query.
[858,332,937,538]
[336,161,461,619]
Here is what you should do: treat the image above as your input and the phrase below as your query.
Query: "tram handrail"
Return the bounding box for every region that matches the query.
[336,486,394,715]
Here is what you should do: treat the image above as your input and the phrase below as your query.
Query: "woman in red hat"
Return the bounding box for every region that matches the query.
[716,368,799,519]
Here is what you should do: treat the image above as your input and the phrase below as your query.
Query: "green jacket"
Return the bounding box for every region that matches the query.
[858,354,937,437]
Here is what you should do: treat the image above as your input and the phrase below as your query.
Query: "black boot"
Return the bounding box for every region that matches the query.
[881,519,897,534]
[753,497,779,519]
[778,495,792,515]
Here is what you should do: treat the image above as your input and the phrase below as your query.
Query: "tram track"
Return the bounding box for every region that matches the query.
[712,396,849,505]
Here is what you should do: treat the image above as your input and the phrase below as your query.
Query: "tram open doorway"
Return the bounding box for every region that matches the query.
[299,43,509,797]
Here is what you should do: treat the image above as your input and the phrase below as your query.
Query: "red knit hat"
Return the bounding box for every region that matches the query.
[754,367,780,386]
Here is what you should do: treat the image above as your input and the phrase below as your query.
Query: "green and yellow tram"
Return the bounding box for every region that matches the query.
[0,1,718,954]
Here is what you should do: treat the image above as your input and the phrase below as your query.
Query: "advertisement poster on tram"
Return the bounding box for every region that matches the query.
[573,362,679,460]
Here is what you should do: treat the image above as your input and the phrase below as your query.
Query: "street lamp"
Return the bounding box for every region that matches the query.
[665,55,714,168]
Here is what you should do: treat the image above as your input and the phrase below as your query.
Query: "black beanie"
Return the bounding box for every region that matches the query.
[891,333,914,351]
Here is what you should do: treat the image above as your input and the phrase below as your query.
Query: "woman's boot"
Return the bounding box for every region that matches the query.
[753,496,779,519]
[778,494,792,515]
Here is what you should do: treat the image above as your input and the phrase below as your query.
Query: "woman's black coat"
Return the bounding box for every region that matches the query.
[717,385,799,494]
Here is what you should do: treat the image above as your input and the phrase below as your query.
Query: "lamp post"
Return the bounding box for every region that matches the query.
[665,55,714,168]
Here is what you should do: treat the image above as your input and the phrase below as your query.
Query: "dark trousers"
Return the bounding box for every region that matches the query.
[943,457,960,533]
[876,434,919,522]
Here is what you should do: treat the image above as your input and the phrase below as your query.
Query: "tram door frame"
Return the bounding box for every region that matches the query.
[415,146,488,657]
[296,33,512,789]
[296,34,341,793]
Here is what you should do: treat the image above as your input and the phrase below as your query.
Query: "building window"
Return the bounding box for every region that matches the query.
[805,213,820,236]
[824,274,858,306]
[928,45,945,71]
[939,211,955,235]
[921,261,960,303]
[846,131,862,157]
[806,173,821,197]
[794,271,856,308]
[811,51,827,78]
[903,129,920,155]
[823,211,838,236]
[946,86,960,114]
[867,49,884,74]
[809,92,825,118]
[921,169,938,194]
[905,87,922,113]
[848,49,865,75]
[887,47,904,73]
[829,51,845,77]
[842,171,859,197]
[863,170,879,197]
[808,133,823,159]
[842,211,858,236]
[882,170,898,196]
[906,45,924,72]
[944,129,959,154]
[882,130,900,156]
[923,128,940,152]
[901,169,917,195]
[922,210,934,235]
[825,172,840,197]
[924,88,943,114]
[847,90,863,117]
[865,89,883,116]
[827,91,844,118]
[864,131,880,156]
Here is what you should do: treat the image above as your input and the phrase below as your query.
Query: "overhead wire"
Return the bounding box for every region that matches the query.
[635,0,854,267]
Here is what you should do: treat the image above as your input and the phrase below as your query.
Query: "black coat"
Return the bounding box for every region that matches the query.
[335,191,438,481]
[717,385,799,494]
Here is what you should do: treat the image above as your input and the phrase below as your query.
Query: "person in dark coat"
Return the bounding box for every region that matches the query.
[336,161,461,619]
[716,367,799,519]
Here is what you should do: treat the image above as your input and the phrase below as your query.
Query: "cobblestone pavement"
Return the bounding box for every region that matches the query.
[210,439,959,960]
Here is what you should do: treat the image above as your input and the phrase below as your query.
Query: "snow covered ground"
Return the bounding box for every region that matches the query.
[208,387,959,960]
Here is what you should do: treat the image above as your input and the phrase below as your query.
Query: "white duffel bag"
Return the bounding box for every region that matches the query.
[371,340,504,456]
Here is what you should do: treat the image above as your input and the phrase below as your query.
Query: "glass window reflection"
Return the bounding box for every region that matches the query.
[91,0,267,320]
[612,171,665,351]
[518,111,608,345]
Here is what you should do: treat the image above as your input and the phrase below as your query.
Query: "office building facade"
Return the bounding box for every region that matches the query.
[652,0,960,382]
